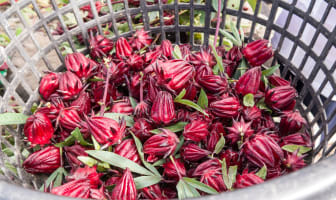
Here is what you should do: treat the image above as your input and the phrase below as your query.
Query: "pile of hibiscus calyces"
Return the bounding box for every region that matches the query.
[22,28,312,200]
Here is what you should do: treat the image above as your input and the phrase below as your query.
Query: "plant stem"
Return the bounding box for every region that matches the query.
[214,0,221,46]
[169,155,183,180]
[99,59,111,116]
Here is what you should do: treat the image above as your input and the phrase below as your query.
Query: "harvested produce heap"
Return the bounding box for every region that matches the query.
[22,28,312,199]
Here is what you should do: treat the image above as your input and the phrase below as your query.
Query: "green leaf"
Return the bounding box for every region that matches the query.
[230,21,242,46]
[0,113,28,125]
[212,0,223,12]
[210,43,224,75]
[197,89,208,109]
[222,38,233,50]
[174,99,209,117]
[222,159,237,190]
[256,165,267,180]
[175,88,186,100]
[177,179,201,199]
[78,156,98,167]
[71,127,92,146]
[262,64,280,77]
[214,134,225,154]
[247,0,257,11]
[40,167,67,191]
[233,58,248,79]
[282,145,312,155]
[134,176,161,189]
[256,98,272,113]
[219,29,240,46]
[89,77,105,82]
[91,136,101,150]
[104,113,134,127]
[173,45,182,59]
[174,135,184,155]
[130,132,161,176]
[55,135,75,147]
[153,159,166,167]
[86,150,154,176]
[129,97,137,109]
[183,177,218,195]
[150,121,188,134]
[243,93,255,107]
[15,27,22,36]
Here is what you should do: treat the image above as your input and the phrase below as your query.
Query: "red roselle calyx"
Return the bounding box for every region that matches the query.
[210,97,241,118]
[84,116,126,146]
[114,139,141,163]
[163,157,186,180]
[58,107,82,131]
[223,46,242,77]
[191,48,216,68]
[219,149,240,167]
[279,111,307,136]
[111,168,137,200]
[268,75,290,87]
[227,118,254,144]
[131,118,153,141]
[151,91,175,125]
[89,187,108,200]
[265,85,297,111]
[89,34,114,59]
[160,40,173,58]
[235,170,264,189]
[242,39,273,67]
[116,37,133,59]
[64,145,88,168]
[281,132,312,147]
[24,112,54,146]
[65,52,96,79]
[141,184,166,200]
[181,143,211,162]
[143,129,179,161]
[23,146,61,174]
[51,179,91,198]
[198,74,228,94]
[235,67,261,96]
[58,71,83,101]
[157,59,194,91]
[242,134,284,168]
[183,120,209,142]
[66,166,100,188]
[129,28,152,50]
[283,151,306,172]
[70,91,91,116]
[39,72,59,100]
[110,100,134,115]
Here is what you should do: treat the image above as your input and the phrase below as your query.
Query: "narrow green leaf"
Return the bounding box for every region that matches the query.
[219,29,240,46]
[153,159,166,167]
[211,0,223,12]
[247,0,257,11]
[222,38,233,50]
[55,135,75,147]
[91,135,101,150]
[174,135,184,155]
[256,98,272,113]
[243,93,255,107]
[78,156,98,167]
[233,58,248,79]
[214,134,225,154]
[256,165,267,180]
[197,89,208,109]
[239,27,245,42]
[262,64,280,77]
[89,77,105,82]
[174,99,209,117]
[210,43,224,75]
[183,177,218,195]
[150,121,188,134]
[173,45,182,59]
[0,113,28,125]
[40,167,66,191]
[104,112,134,127]
[222,159,237,190]
[230,21,242,46]
[175,88,186,100]
[134,176,161,189]
[282,145,312,155]
[71,127,92,146]
[86,150,154,176]
[130,132,161,176]
[228,165,238,187]
[129,96,138,109]
[177,179,201,199]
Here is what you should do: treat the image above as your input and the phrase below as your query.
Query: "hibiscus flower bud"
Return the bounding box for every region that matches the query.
[151,91,175,125]
[183,120,209,142]
[23,146,61,174]
[84,116,126,146]
[143,129,179,161]
[24,112,54,145]
[111,168,137,200]
[114,139,140,163]
[39,72,59,100]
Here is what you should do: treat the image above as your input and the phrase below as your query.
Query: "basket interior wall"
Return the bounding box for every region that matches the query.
[0,0,335,188]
